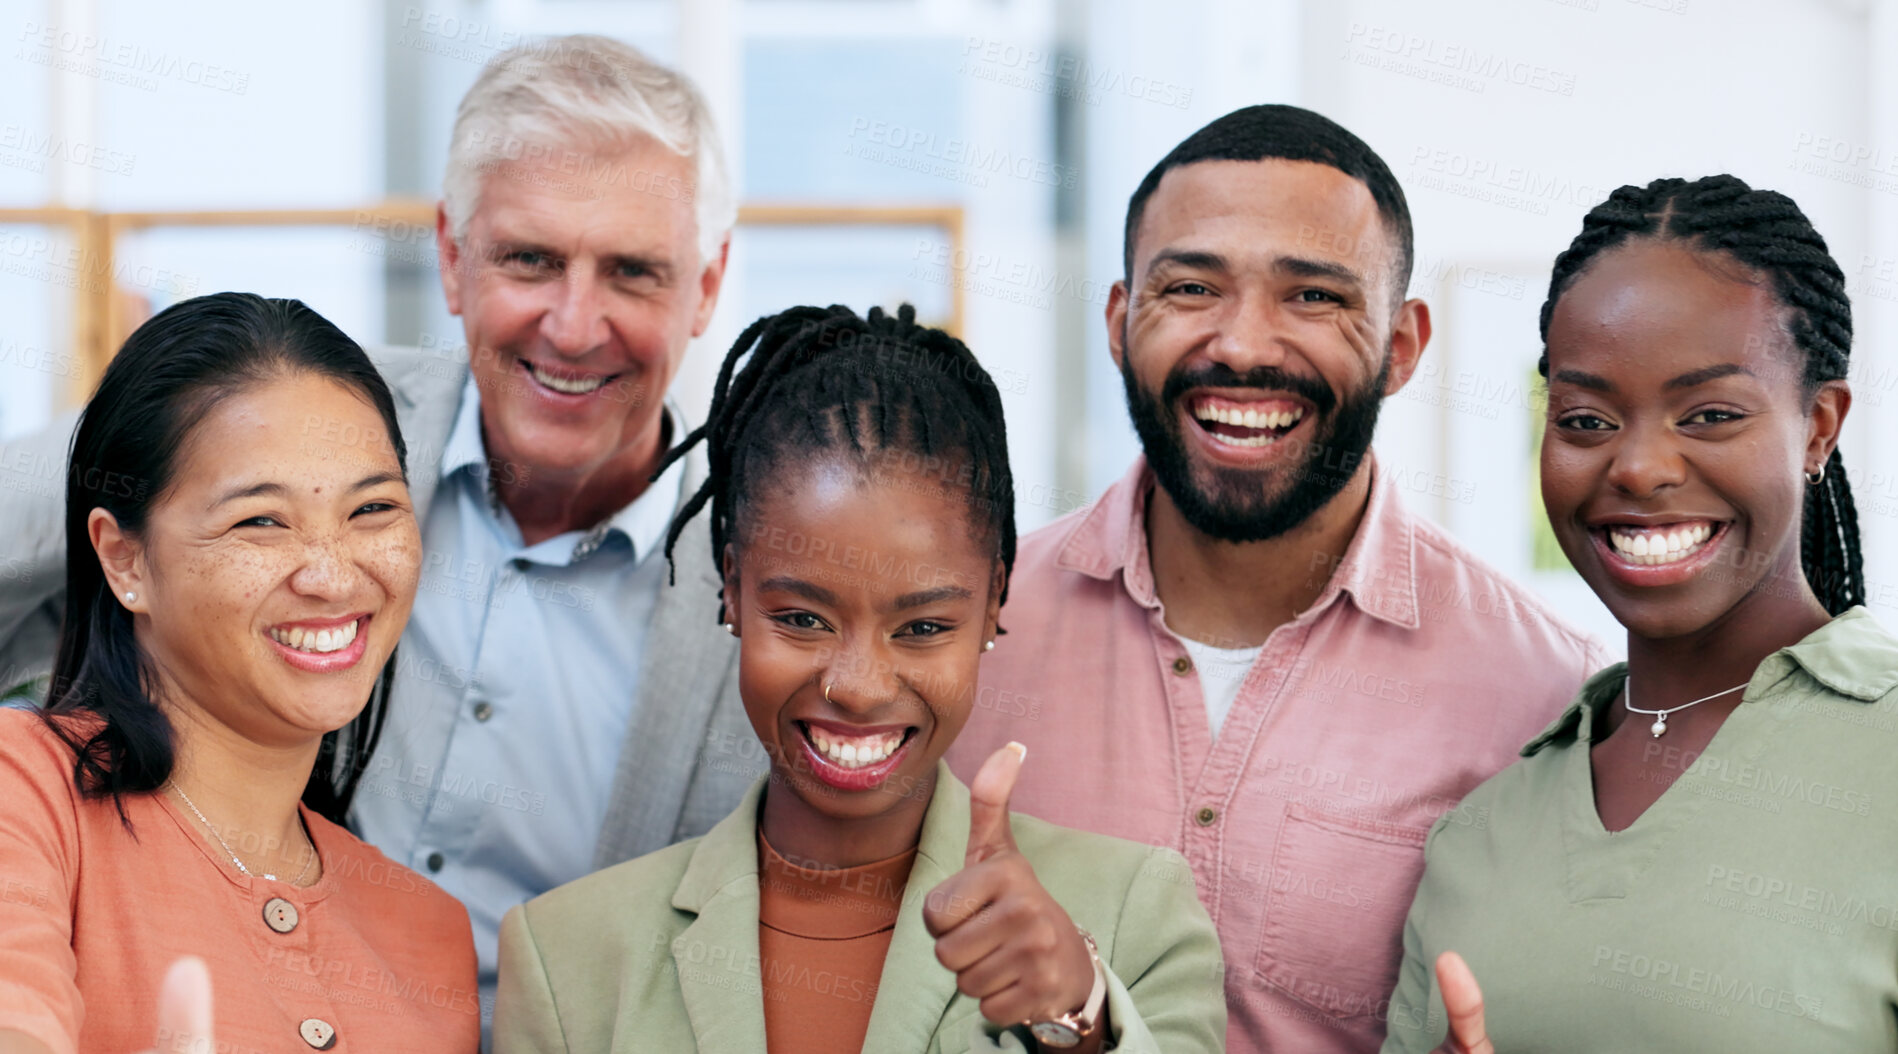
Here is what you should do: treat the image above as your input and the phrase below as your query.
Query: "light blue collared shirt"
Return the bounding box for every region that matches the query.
[351,376,685,1026]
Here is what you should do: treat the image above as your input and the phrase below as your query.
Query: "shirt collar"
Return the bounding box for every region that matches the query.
[441,375,687,563]
[1055,453,1421,630]
[1520,607,1898,757]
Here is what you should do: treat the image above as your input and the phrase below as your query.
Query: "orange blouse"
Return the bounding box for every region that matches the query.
[0,707,480,1054]
[757,832,918,1054]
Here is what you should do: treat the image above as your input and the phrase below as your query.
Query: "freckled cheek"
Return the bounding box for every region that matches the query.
[359,529,423,609]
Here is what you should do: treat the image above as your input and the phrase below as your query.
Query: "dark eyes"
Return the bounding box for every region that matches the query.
[1556,413,1612,431]
[1295,289,1343,303]
[768,611,952,638]
[1167,281,1213,296]
[1555,409,1745,431]
[233,503,396,530]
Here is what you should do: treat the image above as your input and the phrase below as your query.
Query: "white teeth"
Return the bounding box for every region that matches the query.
[808,728,902,769]
[530,363,607,394]
[1606,523,1718,565]
[1192,403,1306,430]
[271,619,360,654]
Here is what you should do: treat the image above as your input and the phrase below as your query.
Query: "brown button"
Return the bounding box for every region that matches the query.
[1172,656,1193,675]
[472,701,493,722]
[262,897,299,934]
[1195,807,1218,826]
[299,1018,336,1049]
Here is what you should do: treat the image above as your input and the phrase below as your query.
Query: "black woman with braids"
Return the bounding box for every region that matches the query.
[493,304,1225,1054]
[1383,175,1896,1054]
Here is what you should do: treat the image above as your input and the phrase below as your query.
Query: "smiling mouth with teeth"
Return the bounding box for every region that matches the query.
[268,618,363,654]
[1603,521,1720,565]
[523,359,616,396]
[1190,398,1307,448]
[800,722,915,770]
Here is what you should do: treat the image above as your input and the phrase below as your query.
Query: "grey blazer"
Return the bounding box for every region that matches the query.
[0,344,762,865]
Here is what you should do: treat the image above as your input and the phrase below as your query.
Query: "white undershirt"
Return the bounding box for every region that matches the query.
[1181,637,1264,740]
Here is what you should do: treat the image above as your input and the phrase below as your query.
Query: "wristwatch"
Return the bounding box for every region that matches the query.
[1027,927,1107,1049]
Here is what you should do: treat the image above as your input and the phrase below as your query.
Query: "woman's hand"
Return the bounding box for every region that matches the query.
[924,744,1105,1049]
[139,957,213,1054]
[1431,951,1492,1054]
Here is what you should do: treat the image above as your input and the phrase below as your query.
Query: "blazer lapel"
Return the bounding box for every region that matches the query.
[593,443,750,868]
[366,343,466,525]
[671,781,770,1054]
[860,764,975,1051]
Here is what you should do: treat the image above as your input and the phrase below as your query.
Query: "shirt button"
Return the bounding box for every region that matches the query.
[426,851,445,872]
[1195,806,1218,826]
[1172,656,1194,675]
[299,1018,337,1049]
[472,701,493,722]
[262,897,299,934]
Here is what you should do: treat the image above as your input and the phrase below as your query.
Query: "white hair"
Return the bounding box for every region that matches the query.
[442,34,735,263]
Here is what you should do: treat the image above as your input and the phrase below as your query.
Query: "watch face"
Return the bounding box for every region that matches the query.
[1030,1021,1082,1048]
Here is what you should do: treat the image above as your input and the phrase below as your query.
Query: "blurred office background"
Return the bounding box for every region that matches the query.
[3,0,1896,646]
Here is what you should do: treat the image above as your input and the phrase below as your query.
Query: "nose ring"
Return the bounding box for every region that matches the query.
[823,682,834,703]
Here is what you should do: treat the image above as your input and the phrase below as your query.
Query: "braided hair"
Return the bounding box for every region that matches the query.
[1538,175,1863,614]
[658,303,1016,617]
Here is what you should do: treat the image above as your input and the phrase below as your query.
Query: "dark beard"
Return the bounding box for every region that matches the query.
[1120,353,1390,543]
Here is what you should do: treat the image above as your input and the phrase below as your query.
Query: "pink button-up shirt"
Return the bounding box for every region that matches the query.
[947,457,1608,1054]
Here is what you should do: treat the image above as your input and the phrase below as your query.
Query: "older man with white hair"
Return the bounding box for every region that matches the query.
[0,34,763,1026]
[351,34,767,1019]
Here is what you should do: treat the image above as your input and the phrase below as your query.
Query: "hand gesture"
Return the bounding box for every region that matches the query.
[924,743,1100,1034]
[139,957,214,1054]
[1430,951,1493,1054]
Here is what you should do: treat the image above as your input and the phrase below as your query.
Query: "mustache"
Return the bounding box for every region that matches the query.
[1160,363,1337,416]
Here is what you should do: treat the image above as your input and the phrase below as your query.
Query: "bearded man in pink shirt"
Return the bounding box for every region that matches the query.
[946,104,1608,1054]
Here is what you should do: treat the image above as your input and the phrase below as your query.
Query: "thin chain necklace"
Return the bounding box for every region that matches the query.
[169,781,316,885]
[1623,676,1749,738]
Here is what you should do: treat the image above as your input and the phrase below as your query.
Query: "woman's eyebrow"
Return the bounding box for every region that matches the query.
[1663,363,1752,390]
[349,472,404,493]
[758,576,838,606]
[211,480,287,507]
[892,585,974,609]
[1551,368,1612,392]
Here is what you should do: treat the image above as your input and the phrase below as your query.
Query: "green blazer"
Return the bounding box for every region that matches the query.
[494,762,1226,1052]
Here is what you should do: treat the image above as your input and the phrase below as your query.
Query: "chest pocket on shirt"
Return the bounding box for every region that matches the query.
[1256,803,1429,1021]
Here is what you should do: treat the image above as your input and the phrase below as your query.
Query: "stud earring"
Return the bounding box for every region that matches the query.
[722,622,736,636]
[983,640,995,652]
[124,591,136,603]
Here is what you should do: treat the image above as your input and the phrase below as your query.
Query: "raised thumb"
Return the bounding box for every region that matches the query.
[965,741,1026,866]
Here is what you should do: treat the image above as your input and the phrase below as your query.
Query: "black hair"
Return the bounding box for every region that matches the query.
[659,303,1015,614]
[1122,104,1415,295]
[1537,174,1863,615]
[45,291,407,826]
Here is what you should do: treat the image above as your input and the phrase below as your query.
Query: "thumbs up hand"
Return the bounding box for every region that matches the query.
[923,743,1101,1039]
[1430,951,1494,1054]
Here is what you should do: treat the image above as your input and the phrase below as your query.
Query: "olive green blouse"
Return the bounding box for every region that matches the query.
[1383,608,1898,1053]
